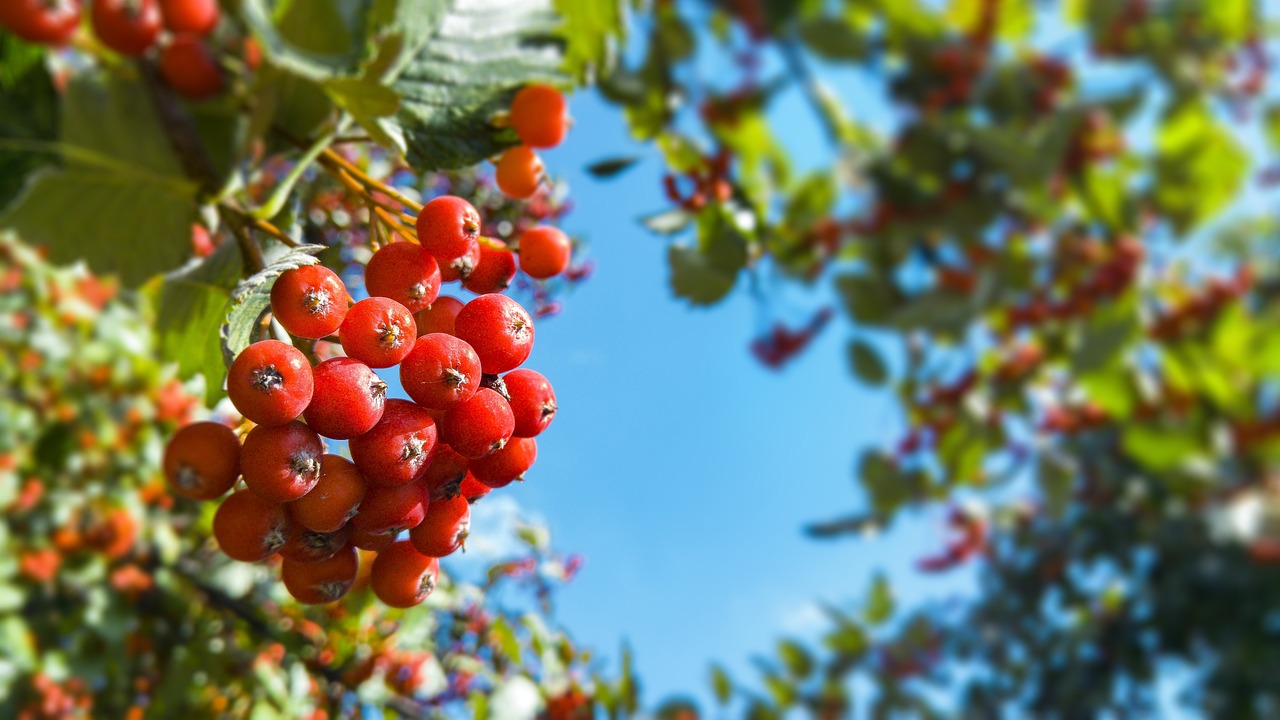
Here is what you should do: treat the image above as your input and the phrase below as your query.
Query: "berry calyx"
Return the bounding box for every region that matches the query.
[226,340,314,427]
[399,333,482,409]
[304,358,386,439]
[518,226,572,279]
[280,524,351,563]
[370,541,439,608]
[0,0,81,45]
[270,265,349,339]
[414,296,464,337]
[339,297,417,368]
[240,421,324,503]
[409,494,471,558]
[348,399,438,487]
[287,454,366,533]
[415,196,482,262]
[91,0,162,56]
[163,421,240,500]
[495,146,544,199]
[463,239,517,294]
[437,239,480,283]
[159,34,223,100]
[213,490,291,562]
[454,294,535,374]
[282,545,358,605]
[469,437,536,489]
[504,369,557,437]
[509,84,569,149]
[440,388,515,459]
[365,241,442,314]
[159,0,218,35]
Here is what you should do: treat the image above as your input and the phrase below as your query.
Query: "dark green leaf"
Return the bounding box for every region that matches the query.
[797,17,868,60]
[710,665,733,706]
[586,155,641,178]
[0,36,58,212]
[848,339,889,385]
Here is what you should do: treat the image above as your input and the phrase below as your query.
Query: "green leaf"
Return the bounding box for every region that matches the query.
[488,617,522,662]
[554,0,626,81]
[668,223,747,306]
[863,574,894,625]
[709,664,733,706]
[1153,100,1247,234]
[0,74,197,286]
[848,339,889,385]
[776,640,814,679]
[586,155,641,178]
[220,243,325,367]
[394,0,566,170]
[1072,296,1137,373]
[946,0,1032,39]
[241,0,372,81]
[1121,424,1204,472]
[797,17,868,60]
[0,36,58,212]
[148,241,243,406]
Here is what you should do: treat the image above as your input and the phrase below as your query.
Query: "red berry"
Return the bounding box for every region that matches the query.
[421,443,470,502]
[504,369,557,437]
[240,421,324,503]
[350,525,396,552]
[440,388,514,459]
[415,196,481,262]
[454,294,535,374]
[159,0,217,34]
[0,0,80,45]
[304,358,386,439]
[281,545,358,604]
[213,490,291,562]
[288,454,366,533]
[510,84,569,149]
[280,523,351,563]
[350,480,428,537]
[469,437,536,489]
[159,34,222,100]
[270,265,348,339]
[365,241,441,313]
[348,399,437,487]
[437,239,480,283]
[518,226,572,279]
[226,340,314,426]
[463,239,517,294]
[414,296,464,336]
[91,0,161,56]
[399,333,482,409]
[163,421,240,500]
[495,146,543,199]
[339,297,416,368]
[409,495,470,558]
[458,473,492,503]
[371,541,439,608]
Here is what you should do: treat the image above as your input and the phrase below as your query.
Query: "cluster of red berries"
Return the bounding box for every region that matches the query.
[163,195,563,609]
[495,84,570,199]
[1,0,224,100]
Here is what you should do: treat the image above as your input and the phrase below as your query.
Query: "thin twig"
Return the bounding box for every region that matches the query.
[320,149,424,213]
[226,213,266,275]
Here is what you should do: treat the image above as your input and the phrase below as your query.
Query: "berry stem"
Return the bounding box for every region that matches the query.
[319,148,424,214]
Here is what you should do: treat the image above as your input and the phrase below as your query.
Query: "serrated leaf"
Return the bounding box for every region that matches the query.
[394,0,565,169]
[586,155,640,178]
[0,74,197,286]
[220,243,325,366]
[848,339,888,385]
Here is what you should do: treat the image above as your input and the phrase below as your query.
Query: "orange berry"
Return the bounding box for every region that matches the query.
[213,490,291,562]
[370,540,439,608]
[509,83,568,149]
[495,146,543,199]
[164,421,241,500]
[281,545,359,604]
